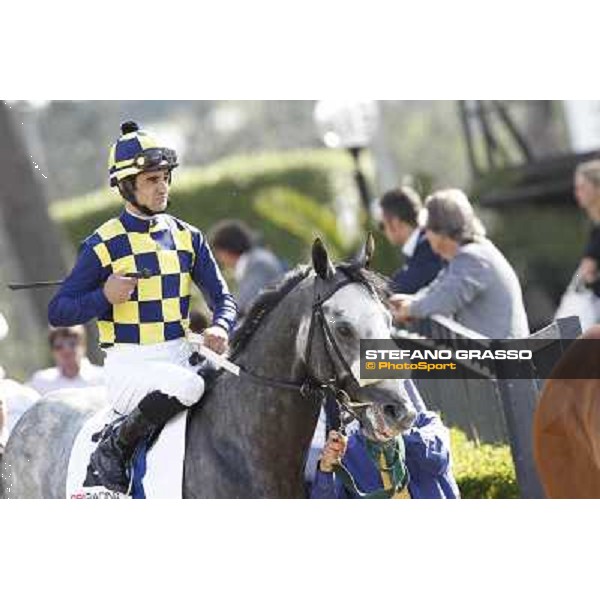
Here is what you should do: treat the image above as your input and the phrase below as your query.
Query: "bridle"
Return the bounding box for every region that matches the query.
[227,265,409,498]
[232,266,376,428]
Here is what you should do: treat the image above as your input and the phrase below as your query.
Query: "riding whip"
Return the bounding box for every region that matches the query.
[6,269,153,291]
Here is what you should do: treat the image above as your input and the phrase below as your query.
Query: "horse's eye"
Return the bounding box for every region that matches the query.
[336,323,354,338]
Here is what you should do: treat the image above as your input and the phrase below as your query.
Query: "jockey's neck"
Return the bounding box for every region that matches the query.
[125,205,155,221]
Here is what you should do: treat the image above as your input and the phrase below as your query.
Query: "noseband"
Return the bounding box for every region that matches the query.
[234,267,376,426]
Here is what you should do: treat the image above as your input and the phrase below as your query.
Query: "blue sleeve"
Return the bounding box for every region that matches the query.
[390,246,443,294]
[192,231,237,333]
[48,243,112,326]
[310,469,341,499]
[403,413,451,477]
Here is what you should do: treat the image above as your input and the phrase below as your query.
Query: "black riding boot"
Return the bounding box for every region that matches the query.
[84,390,187,494]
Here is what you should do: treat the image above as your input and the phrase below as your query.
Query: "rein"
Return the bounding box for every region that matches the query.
[226,267,375,427]
[205,263,409,498]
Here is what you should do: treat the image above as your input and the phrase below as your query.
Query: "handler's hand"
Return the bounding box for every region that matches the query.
[203,325,229,355]
[387,294,413,323]
[103,271,138,305]
[319,431,348,472]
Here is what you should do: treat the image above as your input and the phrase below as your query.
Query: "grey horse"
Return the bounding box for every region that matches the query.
[2,238,416,498]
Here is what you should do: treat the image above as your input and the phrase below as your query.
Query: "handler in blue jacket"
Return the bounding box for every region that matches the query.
[310,380,460,499]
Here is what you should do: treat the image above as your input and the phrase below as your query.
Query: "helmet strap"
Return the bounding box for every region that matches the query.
[118,175,171,217]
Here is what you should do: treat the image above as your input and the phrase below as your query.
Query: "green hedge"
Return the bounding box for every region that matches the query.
[451,428,519,499]
[51,149,372,265]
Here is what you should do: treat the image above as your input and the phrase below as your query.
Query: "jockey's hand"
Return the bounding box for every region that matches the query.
[319,431,348,473]
[387,294,413,323]
[103,271,138,305]
[203,325,229,355]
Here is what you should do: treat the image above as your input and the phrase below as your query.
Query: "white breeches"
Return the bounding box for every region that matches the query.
[103,338,205,415]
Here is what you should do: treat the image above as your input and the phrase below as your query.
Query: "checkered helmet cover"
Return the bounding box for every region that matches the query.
[108,121,178,187]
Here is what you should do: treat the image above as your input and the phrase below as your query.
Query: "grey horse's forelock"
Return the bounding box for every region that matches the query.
[337,262,392,305]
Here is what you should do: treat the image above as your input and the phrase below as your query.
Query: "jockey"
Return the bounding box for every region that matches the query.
[48,121,237,493]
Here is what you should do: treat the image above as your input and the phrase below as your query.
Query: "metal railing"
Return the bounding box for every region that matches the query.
[392,314,582,498]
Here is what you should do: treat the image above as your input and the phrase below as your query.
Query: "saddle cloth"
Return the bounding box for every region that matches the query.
[66,407,187,499]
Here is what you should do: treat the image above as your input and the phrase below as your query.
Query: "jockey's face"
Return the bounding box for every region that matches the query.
[133,169,170,214]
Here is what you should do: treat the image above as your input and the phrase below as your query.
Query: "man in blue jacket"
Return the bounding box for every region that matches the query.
[48,121,237,493]
[379,187,444,294]
[310,380,460,499]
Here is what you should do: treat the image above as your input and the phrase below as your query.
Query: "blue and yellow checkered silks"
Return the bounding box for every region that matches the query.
[108,128,164,187]
[87,214,196,346]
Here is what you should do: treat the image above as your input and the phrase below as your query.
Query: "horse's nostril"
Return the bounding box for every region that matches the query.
[383,404,399,420]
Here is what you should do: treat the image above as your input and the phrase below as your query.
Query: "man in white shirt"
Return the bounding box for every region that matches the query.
[27,326,104,396]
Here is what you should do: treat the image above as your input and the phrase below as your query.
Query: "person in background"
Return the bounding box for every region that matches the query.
[573,160,600,292]
[389,189,529,339]
[27,326,104,395]
[308,380,459,499]
[555,160,600,330]
[379,186,444,293]
[0,312,41,453]
[209,219,287,316]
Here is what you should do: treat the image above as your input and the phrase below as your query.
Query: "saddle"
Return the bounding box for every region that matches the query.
[67,406,188,499]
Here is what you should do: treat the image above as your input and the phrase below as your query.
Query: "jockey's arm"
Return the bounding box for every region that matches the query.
[192,232,237,335]
[48,242,112,327]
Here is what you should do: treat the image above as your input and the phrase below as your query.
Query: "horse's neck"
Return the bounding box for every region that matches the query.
[184,282,321,498]
[235,291,307,378]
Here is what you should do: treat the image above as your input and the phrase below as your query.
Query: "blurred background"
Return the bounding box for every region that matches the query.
[0,100,597,378]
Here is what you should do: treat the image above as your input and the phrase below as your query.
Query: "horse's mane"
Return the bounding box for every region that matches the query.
[230,261,392,358]
[231,265,312,357]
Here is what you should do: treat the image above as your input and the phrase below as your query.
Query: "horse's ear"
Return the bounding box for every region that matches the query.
[357,231,376,269]
[312,238,336,280]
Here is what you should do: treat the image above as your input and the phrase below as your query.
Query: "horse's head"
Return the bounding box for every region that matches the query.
[298,236,416,442]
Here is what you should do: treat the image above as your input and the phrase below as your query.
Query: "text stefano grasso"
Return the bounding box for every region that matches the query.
[364,348,533,361]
